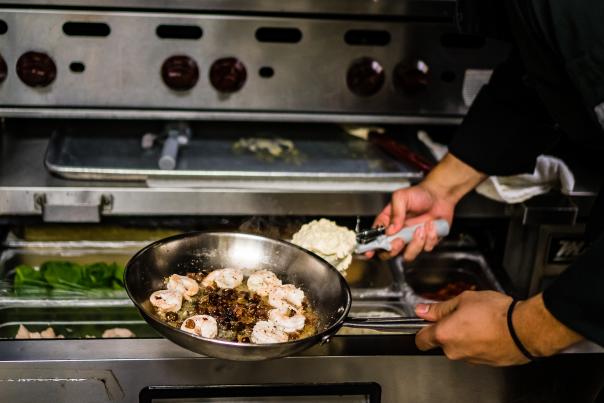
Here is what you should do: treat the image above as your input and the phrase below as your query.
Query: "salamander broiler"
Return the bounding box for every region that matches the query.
[0,1,603,402]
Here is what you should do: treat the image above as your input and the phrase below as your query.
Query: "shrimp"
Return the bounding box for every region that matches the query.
[268,308,306,333]
[150,289,183,313]
[180,315,218,339]
[201,268,244,289]
[167,274,199,301]
[268,284,305,312]
[250,320,289,344]
[247,270,282,297]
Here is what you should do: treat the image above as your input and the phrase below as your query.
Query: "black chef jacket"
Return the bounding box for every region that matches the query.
[450,0,604,346]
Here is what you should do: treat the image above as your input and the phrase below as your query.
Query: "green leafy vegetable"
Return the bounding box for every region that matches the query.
[13,261,126,294]
[41,261,86,290]
[14,264,48,288]
[112,264,126,290]
[82,262,116,288]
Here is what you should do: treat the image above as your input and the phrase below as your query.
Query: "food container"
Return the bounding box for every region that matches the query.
[401,251,503,302]
[0,305,157,339]
[345,256,405,299]
[0,241,145,301]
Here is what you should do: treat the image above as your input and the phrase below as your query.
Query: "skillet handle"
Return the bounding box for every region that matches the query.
[343,316,430,333]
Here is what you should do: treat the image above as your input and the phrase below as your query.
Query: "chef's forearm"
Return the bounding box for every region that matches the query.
[513,293,583,357]
[420,153,487,205]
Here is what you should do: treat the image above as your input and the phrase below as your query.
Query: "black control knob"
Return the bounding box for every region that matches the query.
[346,57,385,97]
[161,55,199,91]
[16,51,57,87]
[393,60,430,95]
[0,54,7,84]
[209,57,247,93]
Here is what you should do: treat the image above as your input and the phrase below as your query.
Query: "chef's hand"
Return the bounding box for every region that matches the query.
[414,291,583,366]
[367,153,486,261]
[369,184,454,261]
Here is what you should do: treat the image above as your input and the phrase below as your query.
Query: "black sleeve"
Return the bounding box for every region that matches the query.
[448,51,560,176]
[456,0,513,40]
[542,231,604,346]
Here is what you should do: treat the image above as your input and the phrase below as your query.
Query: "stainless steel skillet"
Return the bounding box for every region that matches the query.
[125,231,427,361]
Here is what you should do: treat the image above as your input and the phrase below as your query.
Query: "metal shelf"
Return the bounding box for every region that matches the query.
[0,136,400,218]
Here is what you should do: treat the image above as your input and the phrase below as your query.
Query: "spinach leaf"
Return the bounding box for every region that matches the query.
[14,264,48,288]
[113,264,125,287]
[41,261,85,290]
[82,262,115,288]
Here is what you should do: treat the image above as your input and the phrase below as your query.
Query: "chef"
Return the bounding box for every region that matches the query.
[369,0,604,366]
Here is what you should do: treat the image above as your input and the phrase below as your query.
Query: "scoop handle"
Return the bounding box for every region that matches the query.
[354,219,450,254]
[388,219,449,245]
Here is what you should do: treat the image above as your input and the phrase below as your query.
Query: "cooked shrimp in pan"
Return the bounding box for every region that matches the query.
[268,308,306,333]
[247,270,282,297]
[150,289,183,313]
[153,268,318,344]
[180,315,218,339]
[201,268,244,289]
[268,284,305,312]
[167,274,199,301]
[250,320,289,344]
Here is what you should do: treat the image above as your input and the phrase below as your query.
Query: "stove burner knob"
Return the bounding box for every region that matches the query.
[161,55,199,91]
[393,60,430,95]
[16,51,57,88]
[0,54,7,84]
[346,57,385,97]
[209,57,247,93]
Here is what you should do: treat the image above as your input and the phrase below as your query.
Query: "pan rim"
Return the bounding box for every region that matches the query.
[124,230,352,350]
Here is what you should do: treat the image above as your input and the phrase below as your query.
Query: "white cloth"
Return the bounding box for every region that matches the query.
[416,131,575,204]
[475,155,575,203]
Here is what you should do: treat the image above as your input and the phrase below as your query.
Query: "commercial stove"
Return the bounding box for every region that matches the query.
[1,1,603,402]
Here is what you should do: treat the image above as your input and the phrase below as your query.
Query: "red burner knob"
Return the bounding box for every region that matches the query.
[16,51,57,87]
[209,57,247,93]
[161,55,199,91]
[0,54,7,84]
[393,60,430,95]
[346,57,385,97]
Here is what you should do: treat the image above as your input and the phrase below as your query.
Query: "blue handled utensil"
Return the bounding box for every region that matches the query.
[355,219,450,254]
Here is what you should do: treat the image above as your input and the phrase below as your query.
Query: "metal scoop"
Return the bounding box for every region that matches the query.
[355,219,450,254]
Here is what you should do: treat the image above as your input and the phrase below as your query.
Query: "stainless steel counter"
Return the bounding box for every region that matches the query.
[0,337,603,402]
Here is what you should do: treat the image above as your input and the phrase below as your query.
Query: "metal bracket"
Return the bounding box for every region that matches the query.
[34,193,113,223]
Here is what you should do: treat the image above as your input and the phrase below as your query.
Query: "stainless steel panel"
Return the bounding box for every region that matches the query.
[0,0,456,17]
[0,9,508,119]
[0,368,124,402]
[0,339,602,403]
[0,339,510,403]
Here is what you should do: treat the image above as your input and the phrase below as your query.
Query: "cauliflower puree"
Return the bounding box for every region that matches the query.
[291,219,356,273]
